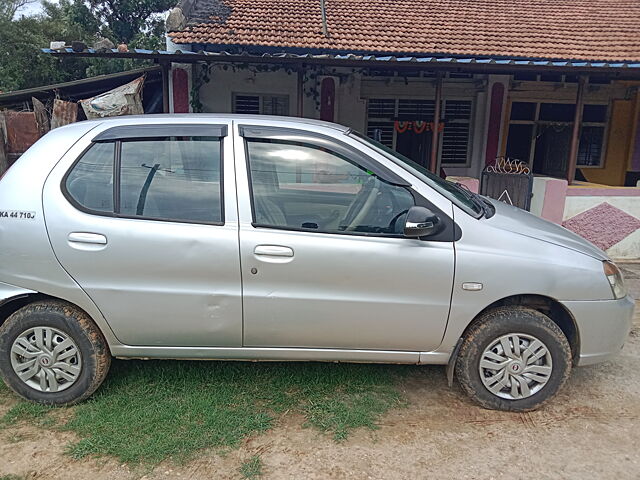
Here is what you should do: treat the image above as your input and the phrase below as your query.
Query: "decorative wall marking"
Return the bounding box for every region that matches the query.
[562,202,640,251]
[497,189,513,205]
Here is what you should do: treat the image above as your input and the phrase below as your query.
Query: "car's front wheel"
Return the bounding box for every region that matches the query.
[455,306,572,411]
[0,300,111,405]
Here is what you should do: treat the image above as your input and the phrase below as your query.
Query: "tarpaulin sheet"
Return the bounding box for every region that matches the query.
[80,76,144,119]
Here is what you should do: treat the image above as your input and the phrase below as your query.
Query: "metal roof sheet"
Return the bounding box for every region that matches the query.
[41,48,640,71]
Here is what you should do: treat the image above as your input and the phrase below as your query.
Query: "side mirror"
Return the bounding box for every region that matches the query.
[403,206,443,238]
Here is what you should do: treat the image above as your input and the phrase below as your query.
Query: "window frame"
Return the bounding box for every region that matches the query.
[240,126,457,241]
[232,93,291,116]
[365,96,475,168]
[61,127,227,226]
[505,100,610,169]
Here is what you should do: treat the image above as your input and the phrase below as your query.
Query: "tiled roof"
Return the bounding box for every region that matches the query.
[168,0,640,62]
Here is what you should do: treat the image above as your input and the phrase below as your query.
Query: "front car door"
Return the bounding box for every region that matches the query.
[234,123,455,352]
[43,121,242,347]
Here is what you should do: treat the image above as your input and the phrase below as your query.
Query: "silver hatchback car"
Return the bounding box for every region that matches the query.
[0,114,633,411]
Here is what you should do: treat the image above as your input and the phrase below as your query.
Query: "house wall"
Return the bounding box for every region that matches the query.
[194,68,638,186]
[198,67,302,115]
[581,98,635,186]
[195,66,490,176]
[502,79,636,186]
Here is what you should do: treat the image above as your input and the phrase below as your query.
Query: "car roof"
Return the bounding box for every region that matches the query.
[69,114,351,133]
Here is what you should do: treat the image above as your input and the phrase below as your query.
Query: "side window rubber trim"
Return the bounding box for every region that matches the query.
[93,124,228,142]
[239,125,410,187]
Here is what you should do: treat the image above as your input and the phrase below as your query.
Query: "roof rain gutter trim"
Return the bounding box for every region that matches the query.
[40,48,640,74]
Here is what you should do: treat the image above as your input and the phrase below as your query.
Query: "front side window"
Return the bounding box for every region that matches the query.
[350,131,484,218]
[65,135,223,224]
[246,139,415,235]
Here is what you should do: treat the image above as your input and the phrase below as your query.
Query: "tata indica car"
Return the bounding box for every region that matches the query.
[0,114,633,411]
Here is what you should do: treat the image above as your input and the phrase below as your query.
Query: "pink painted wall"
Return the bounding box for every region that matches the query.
[446,176,479,193]
[540,178,568,224]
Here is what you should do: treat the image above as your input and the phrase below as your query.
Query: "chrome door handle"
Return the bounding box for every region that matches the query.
[254,245,294,257]
[68,232,108,245]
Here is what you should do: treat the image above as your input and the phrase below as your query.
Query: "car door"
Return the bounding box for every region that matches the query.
[234,124,455,352]
[43,122,243,347]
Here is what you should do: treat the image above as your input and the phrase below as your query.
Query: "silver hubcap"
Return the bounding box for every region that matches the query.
[479,333,552,400]
[10,327,82,393]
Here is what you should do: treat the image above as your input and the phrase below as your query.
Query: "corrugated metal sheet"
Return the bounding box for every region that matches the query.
[41,47,640,71]
[50,99,78,129]
[3,111,39,154]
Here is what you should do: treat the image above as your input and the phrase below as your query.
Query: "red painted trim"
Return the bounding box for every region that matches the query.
[484,82,504,166]
[172,68,189,113]
[566,187,640,197]
[320,77,336,122]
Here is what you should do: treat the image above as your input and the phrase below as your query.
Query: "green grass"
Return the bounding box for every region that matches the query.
[239,455,263,479]
[0,359,410,465]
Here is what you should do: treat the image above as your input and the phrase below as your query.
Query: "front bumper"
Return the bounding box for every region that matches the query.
[562,295,635,366]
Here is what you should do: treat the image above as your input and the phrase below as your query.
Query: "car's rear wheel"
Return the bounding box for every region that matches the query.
[455,306,571,411]
[0,300,111,405]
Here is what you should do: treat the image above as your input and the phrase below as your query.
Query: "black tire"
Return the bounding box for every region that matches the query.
[455,306,571,412]
[0,300,111,405]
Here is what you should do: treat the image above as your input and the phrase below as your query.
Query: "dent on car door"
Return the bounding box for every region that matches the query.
[43,123,243,347]
[235,126,456,352]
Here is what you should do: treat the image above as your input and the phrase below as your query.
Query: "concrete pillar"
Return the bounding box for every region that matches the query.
[530,177,568,224]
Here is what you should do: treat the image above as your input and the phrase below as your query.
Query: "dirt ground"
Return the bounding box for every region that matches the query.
[2,265,640,479]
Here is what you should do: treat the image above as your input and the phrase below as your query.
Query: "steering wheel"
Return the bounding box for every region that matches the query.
[341,177,380,231]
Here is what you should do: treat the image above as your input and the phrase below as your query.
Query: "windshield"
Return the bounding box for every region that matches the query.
[349,131,484,217]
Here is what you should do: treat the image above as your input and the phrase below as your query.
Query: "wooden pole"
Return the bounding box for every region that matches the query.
[429,72,443,173]
[297,66,304,117]
[160,61,170,114]
[567,75,588,184]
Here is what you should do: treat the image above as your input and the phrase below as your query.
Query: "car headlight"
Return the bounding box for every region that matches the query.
[603,261,626,299]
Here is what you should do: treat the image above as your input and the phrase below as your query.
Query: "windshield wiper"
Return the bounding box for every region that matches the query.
[454,182,488,218]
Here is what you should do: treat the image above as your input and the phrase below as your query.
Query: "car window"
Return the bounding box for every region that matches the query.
[246,139,415,235]
[119,137,222,223]
[65,142,114,213]
[350,131,484,218]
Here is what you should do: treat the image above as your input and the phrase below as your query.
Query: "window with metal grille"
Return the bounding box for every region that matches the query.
[366,98,473,165]
[506,101,608,168]
[440,100,473,165]
[366,99,396,148]
[233,94,290,116]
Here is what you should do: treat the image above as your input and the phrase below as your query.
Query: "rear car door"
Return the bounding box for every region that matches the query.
[235,124,456,352]
[43,122,242,347]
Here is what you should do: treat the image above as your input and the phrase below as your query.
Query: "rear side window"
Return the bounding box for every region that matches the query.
[119,138,222,223]
[66,142,114,213]
[64,135,223,224]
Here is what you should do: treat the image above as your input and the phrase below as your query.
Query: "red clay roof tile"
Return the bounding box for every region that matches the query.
[168,0,640,62]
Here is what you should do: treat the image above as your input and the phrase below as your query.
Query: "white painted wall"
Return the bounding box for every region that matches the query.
[334,72,366,131]
[198,66,299,114]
